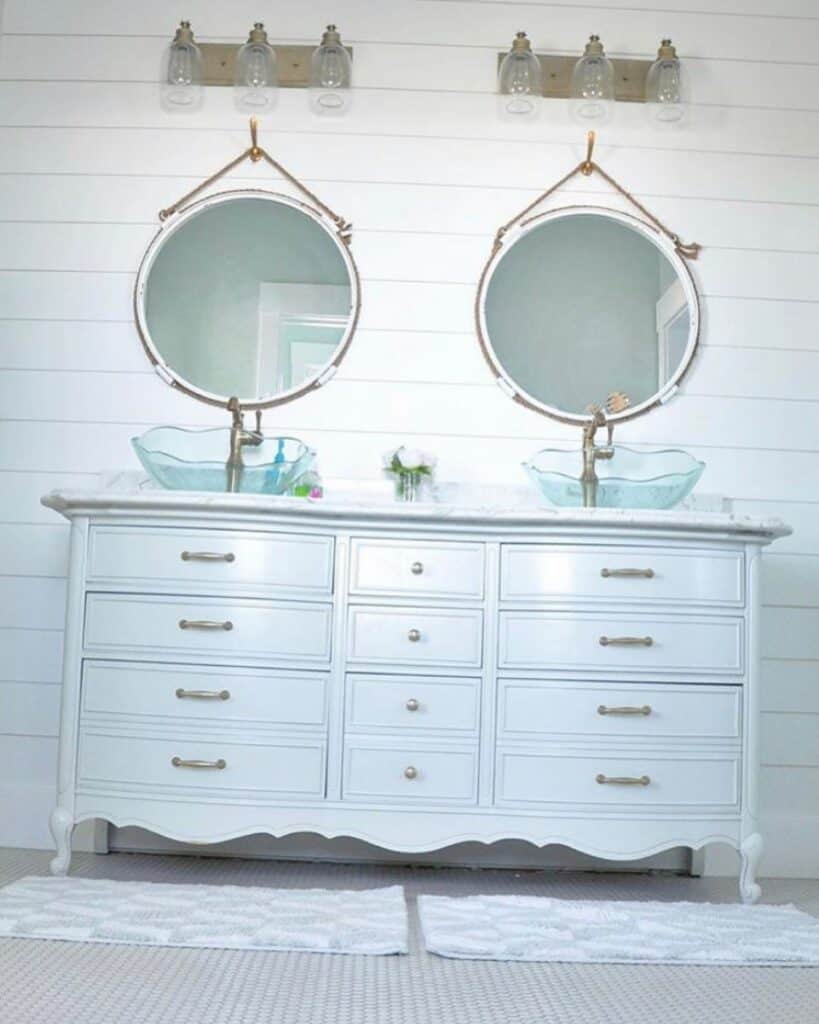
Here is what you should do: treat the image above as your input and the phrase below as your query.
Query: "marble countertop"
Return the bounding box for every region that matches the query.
[41,476,792,540]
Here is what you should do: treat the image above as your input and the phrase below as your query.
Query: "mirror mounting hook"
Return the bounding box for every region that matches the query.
[581,130,596,176]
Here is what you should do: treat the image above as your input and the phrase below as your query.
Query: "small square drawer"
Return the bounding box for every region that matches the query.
[496,748,739,811]
[500,545,744,607]
[347,606,483,668]
[346,673,480,734]
[498,680,741,743]
[84,594,332,665]
[499,612,743,676]
[349,539,484,600]
[78,730,326,799]
[87,526,334,597]
[82,661,328,731]
[343,741,478,804]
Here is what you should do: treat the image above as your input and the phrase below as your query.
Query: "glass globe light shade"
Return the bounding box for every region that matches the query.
[310,25,353,115]
[234,23,278,112]
[570,35,615,123]
[646,39,684,123]
[161,21,203,111]
[498,32,542,121]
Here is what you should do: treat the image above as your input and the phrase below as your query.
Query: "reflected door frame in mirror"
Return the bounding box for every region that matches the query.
[134,188,362,410]
[475,205,700,426]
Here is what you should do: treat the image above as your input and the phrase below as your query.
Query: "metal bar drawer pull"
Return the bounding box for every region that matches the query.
[598,704,652,716]
[596,773,650,786]
[599,635,653,647]
[179,619,233,631]
[600,568,654,578]
[181,551,235,562]
[171,757,226,770]
[176,688,231,701]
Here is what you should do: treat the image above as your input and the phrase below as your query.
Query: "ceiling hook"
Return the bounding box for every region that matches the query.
[582,130,596,176]
[249,117,262,162]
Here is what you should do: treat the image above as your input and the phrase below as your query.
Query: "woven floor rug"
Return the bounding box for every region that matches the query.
[418,893,819,965]
[0,876,407,955]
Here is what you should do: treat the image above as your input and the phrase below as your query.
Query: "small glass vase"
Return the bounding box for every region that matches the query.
[394,470,422,502]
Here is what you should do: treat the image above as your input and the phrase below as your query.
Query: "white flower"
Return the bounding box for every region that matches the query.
[421,451,437,469]
[396,447,425,470]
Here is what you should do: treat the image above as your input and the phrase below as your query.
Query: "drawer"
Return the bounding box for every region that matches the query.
[84,594,332,665]
[496,748,739,811]
[499,612,743,675]
[498,681,741,742]
[87,526,334,596]
[349,539,484,600]
[347,606,483,668]
[77,730,326,798]
[501,545,744,607]
[344,741,478,804]
[82,661,327,730]
[346,674,480,734]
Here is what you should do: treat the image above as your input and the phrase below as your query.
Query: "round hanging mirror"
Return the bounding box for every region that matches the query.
[476,207,699,425]
[135,189,360,409]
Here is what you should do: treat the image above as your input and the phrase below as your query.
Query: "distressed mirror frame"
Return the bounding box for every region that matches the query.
[475,204,701,427]
[134,187,362,411]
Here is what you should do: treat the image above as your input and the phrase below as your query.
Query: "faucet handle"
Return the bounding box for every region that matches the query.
[254,408,262,434]
[227,396,243,429]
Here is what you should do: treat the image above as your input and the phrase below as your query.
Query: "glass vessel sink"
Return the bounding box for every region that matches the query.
[133,427,316,494]
[524,445,705,510]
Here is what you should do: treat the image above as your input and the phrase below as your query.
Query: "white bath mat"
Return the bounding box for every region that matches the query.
[418,894,819,965]
[0,876,407,955]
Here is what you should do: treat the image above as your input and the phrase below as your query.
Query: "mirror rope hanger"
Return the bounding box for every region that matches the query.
[157,117,353,243]
[492,132,701,261]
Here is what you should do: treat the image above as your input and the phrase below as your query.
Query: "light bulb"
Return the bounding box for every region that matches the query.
[497,31,542,120]
[570,35,615,123]
[161,21,203,111]
[234,23,278,112]
[310,25,352,114]
[646,39,684,123]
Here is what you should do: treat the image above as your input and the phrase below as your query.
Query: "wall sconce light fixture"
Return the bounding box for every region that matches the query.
[497,31,542,120]
[161,20,203,111]
[161,20,354,114]
[570,35,615,123]
[496,33,685,125]
[310,25,353,114]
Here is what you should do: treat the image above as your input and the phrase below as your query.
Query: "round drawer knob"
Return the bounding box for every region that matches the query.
[405,698,420,712]
[404,766,418,780]
[408,629,422,643]
[411,561,424,575]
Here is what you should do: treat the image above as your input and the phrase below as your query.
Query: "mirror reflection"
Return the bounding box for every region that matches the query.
[483,212,694,418]
[141,195,354,404]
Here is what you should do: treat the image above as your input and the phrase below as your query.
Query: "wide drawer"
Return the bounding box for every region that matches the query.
[500,545,744,607]
[77,730,326,798]
[499,612,743,675]
[496,748,739,810]
[346,673,480,734]
[344,741,478,804]
[87,526,334,596]
[349,539,484,600]
[347,606,483,668]
[82,661,327,730]
[499,681,741,742]
[84,594,332,664]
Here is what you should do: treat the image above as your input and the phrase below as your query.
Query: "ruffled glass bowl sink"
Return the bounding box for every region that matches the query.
[524,446,705,510]
[133,427,316,495]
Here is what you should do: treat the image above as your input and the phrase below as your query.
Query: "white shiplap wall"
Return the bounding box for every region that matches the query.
[0,0,817,877]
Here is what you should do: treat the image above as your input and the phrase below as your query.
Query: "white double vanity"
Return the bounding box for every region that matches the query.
[42,129,790,901]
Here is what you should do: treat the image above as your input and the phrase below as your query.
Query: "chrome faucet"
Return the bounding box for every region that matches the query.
[226,397,264,493]
[580,405,615,508]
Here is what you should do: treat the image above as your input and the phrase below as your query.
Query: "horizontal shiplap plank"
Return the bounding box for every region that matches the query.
[0,577,66,630]
[0,628,63,684]
[763,555,819,609]
[2,34,819,113]
[0,471,98,524]
[762,660,819,715]
[762,713,819,767]
[0,525,68,578]
[3,0,817,63]
[760,766,819,819]
[1,84,819,162]
[763,608,819,662]
[0,682,60,738]
[0,735,57,787]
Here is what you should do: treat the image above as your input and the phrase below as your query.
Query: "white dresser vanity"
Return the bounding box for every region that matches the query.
[43,490,787,902]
